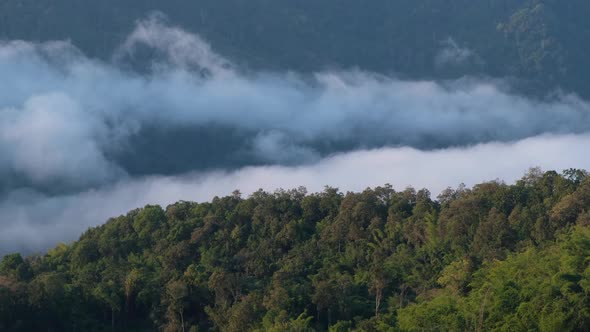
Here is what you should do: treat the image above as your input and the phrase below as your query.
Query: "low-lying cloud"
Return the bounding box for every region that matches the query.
[2,134,590,254]
[1,16,590,253]
[2,17,590,193]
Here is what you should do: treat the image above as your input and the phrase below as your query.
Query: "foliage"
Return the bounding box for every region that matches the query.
[2,170,590,331]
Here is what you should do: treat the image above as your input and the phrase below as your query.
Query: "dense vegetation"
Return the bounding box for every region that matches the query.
[2,168,590,331]
[1,0,590,97]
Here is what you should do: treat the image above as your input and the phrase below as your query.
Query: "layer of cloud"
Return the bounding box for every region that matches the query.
[2,133,590,254]
[2,16,590,253]
[2,18,590,195]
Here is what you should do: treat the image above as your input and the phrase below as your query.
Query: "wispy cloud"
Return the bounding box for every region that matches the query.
[435,37,479,67]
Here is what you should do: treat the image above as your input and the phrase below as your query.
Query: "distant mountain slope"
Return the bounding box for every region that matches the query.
[1,0,590,96]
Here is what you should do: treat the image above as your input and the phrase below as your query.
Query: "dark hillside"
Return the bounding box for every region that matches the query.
[2,0,590,96]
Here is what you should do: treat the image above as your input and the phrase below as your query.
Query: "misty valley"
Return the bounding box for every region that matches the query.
[2,1,590,331]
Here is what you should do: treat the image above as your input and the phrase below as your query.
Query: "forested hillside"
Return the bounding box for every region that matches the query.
[2,169,590,331]
[1,0,590,96]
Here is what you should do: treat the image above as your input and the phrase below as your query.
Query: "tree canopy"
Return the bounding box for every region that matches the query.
[2,169,590,331]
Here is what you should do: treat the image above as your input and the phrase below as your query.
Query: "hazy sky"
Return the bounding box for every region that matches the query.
[1,16,589,253]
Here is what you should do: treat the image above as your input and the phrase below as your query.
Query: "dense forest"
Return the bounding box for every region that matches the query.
[2,168,590,331]
[1,0,590,97]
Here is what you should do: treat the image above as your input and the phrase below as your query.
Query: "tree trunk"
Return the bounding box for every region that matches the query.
[111,308,115,332]
[478,287,492,332]
[375,289,383,317]
[399,285,408,308]
[316,305,320,322]
[180,309,185,332]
